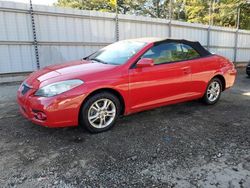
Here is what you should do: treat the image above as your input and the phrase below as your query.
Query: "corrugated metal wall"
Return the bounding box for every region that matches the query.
[0,1,250,74]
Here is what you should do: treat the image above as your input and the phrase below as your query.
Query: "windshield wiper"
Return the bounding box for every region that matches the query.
[90,58,107,64]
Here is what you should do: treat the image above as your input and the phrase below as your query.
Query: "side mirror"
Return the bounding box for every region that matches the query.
[136,58,154,68]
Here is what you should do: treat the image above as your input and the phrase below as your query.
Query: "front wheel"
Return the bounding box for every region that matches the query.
[202,78,222,105]
[80,92,120,133]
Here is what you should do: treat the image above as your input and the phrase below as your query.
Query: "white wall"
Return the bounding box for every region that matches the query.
[0,1,250,74]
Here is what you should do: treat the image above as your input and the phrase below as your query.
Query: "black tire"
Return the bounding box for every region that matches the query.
[80,92,121,133]
[246,62,250,76]
[202,78,222,105]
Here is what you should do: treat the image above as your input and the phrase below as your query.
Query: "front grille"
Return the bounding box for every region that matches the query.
[21,83,31,95]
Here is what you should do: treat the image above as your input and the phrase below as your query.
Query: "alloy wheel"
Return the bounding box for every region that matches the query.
[87,98,116,129]
[207,81,221,102]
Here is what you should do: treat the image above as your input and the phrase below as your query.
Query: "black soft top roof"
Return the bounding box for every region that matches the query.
[128,38,211,57]
[154,38,211,57]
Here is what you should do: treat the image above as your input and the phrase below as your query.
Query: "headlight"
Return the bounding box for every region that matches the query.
[35,79,84,97]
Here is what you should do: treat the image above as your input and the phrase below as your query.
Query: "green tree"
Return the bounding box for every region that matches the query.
[183,0,210,24]
[55,0,172,17]
[55,0,250,30]
[55,0,114,12]
[55,0,148,14]
[181,0,250,29]
[240,4,250,29]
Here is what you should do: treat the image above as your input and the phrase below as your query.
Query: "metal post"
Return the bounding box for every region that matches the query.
[207,26,211,51]
[209,0,212,26]
[211,0,215,26]
[236,6,241,30]
[168,0,172,38]
[233,7,240,63]
[207,1,212,50]
[115,0,119,41]
[29,0,40,69]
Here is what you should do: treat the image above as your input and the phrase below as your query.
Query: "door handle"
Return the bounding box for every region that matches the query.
[182,67,191,74]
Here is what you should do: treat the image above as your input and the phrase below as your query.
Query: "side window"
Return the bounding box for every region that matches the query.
[181,44,200,60]
[141,42,200,65]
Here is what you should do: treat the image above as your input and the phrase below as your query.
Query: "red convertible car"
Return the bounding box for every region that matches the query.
[17,38,236,133]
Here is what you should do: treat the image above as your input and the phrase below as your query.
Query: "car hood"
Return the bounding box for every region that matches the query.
[25,60,117,87]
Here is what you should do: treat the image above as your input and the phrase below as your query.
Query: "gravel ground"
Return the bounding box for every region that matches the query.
[0,68,249,188]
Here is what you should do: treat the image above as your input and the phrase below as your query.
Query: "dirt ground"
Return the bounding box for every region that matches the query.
[0,68,249,188]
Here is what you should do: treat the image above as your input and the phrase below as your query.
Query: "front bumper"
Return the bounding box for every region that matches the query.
[17,84,87,128]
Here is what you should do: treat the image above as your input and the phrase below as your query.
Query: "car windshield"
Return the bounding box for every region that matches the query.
[87,40,147,65]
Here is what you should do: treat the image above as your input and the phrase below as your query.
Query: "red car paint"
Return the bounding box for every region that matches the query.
[17,38,237,128]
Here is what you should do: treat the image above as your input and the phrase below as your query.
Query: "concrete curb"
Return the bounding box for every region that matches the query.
[0,75,26,84]
[0,73,30,85]
[235,63,247,68]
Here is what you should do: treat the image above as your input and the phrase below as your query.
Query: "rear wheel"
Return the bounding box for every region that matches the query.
[203,78,222,105]
[80,92,120,133]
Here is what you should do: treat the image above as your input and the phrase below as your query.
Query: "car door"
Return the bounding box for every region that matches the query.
[128,42,192,112]
[179,43,213,97]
